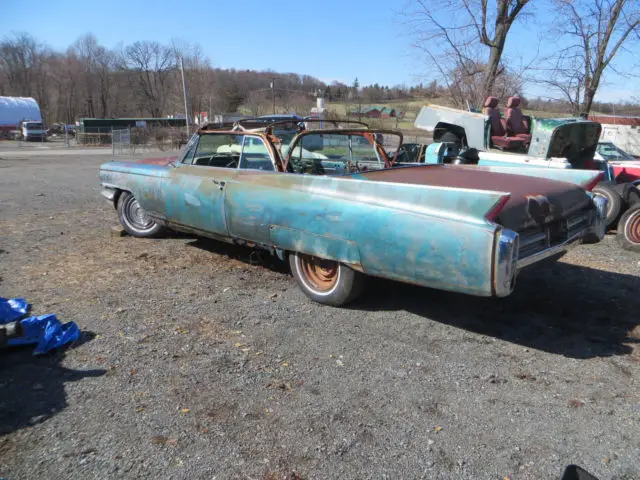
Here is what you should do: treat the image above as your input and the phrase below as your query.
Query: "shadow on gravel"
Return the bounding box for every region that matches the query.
[352,262,639,359]
[0,332,106,436]
[185,238,290,273]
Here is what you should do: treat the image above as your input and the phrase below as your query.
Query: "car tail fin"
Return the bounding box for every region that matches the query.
[485,194,511,222]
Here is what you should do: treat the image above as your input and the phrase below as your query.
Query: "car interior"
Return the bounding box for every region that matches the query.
[483,96,526,151]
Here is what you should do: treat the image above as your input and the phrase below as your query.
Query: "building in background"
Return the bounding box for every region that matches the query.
[0,96,43,137]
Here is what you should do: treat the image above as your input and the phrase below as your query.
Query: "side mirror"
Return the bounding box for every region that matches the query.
[561,465,599,480]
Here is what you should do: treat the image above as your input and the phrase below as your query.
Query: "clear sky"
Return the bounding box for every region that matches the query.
[1,0,635,102]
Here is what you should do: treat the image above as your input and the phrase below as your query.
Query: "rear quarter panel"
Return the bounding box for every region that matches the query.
[224,171,501,296]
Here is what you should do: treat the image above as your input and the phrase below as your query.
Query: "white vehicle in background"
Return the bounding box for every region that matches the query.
[589,114,640,156]
[15,120,47,141]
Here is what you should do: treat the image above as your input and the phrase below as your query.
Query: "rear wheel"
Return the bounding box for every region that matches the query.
[117,191,163,237]
[616,205,640,252]
[289,252,366,306]
[592,183,622,228]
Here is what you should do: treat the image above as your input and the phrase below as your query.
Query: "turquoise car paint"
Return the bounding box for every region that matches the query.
[99,161,170,216]
[477,157,568,168]
[164,165,240,236]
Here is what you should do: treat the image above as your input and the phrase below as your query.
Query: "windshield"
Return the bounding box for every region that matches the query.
[25,122,44,129]
[597,142,636,161]
[285,131,402,175]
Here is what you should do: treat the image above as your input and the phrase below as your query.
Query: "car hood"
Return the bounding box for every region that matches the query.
[545,121,601,162]
[358,165,592,231]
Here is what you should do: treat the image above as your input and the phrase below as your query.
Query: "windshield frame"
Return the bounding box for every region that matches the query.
[283,129,403,173]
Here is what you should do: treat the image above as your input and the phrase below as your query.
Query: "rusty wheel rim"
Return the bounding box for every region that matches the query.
[297,254,339,294]
[624,209,640,244]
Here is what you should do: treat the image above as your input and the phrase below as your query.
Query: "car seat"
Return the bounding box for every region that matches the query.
[483,96,525,150]
[505,96,532,146]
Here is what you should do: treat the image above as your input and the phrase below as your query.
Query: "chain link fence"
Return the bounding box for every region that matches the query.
[111,126,192,159]
[112,128,131,156]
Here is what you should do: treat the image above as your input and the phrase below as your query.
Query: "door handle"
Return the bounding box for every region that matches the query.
[212,179,226,190]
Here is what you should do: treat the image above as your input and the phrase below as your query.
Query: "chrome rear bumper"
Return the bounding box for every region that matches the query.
[517,232,584,269]
[493,195,607,296]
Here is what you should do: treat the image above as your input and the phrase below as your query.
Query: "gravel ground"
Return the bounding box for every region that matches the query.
[0,153,639,480]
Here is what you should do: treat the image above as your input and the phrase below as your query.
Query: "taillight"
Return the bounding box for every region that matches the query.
[485,194,511,223]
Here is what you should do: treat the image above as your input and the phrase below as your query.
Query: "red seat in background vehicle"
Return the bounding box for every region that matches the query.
[505,96,532,146]
[483,96,524,150]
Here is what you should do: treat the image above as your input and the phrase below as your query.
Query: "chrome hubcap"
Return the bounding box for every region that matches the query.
[125,196,154,230]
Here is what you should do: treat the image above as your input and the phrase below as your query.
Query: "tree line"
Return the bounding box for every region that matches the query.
[404,0,640,115]
[0,33,333,123]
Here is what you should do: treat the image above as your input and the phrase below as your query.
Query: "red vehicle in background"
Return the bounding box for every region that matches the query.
[594,141,640,184]
[592,142,640,251]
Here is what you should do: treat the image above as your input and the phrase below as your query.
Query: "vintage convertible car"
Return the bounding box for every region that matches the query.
[99,119,607,306]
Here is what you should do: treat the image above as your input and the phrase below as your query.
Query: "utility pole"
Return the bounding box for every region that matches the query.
[270,77,276,114]
[179,56,191,139]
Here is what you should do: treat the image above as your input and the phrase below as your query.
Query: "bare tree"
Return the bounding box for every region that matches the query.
[404,0,531,106]
[280,92,314,116]
[122,41,176,117]
[0,32,46,97]
[244,90,270,117]
[546,0,640,115]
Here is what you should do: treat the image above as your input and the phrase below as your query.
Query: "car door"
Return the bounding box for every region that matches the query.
[164,133,243,237]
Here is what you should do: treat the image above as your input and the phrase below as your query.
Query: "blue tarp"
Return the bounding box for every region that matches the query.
[0,297,80,355]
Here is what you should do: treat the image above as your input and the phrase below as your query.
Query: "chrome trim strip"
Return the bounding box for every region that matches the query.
[517,232,584,269]
[519,231,546,248]
[566,213,589,229]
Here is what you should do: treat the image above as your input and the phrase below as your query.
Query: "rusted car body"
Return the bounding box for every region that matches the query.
[99,119,607,306]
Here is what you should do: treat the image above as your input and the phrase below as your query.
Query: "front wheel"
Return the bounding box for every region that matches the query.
[616,205,640,252]
[592,183,622,228]
[117,191,163,237]
[289,252,366,306]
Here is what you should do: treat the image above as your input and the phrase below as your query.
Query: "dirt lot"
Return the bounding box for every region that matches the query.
[1,153,639,480]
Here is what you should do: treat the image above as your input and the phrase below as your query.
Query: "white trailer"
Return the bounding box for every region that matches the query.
[589,114,640,156]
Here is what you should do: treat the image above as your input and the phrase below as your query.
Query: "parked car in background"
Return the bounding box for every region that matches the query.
[14,120,47,141]
[47,122,76,137]
[413,101,640,248]
[99,119,607,306]
[594,141,640,184]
